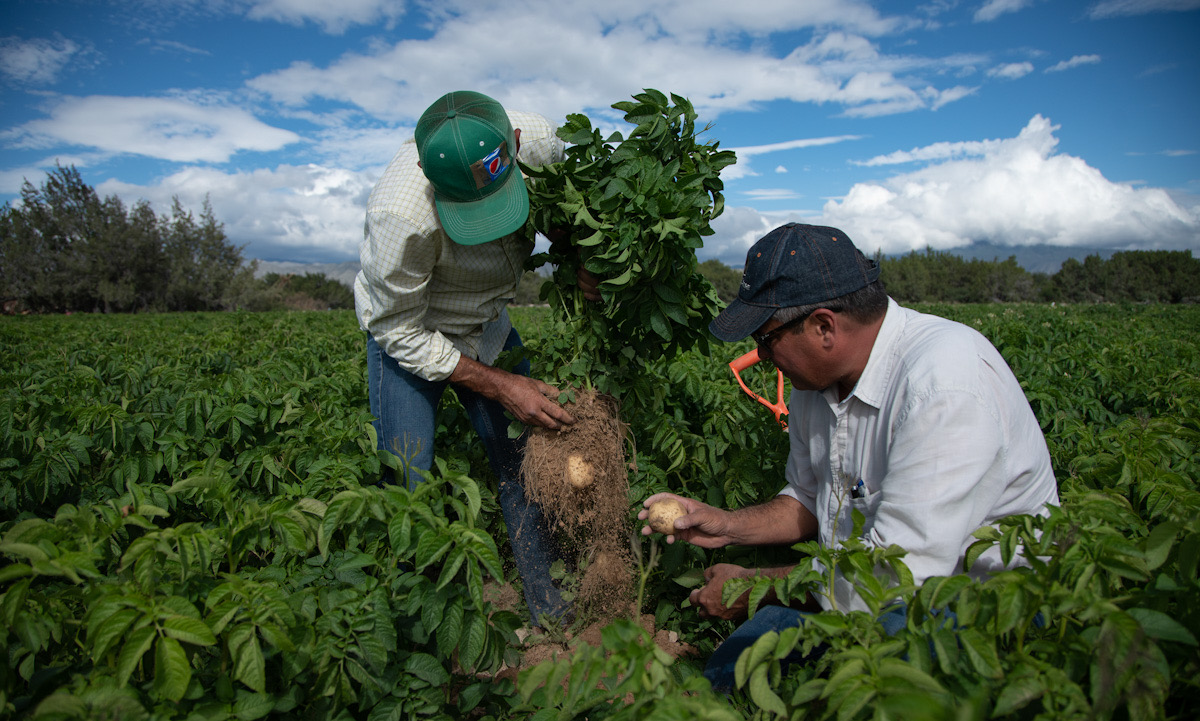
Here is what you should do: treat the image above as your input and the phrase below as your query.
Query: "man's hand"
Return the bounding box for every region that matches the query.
[543,224,602,302]
[637,492,738,549]
[689,563,756,620]
[450,355,575,430]
[544,224,571,248]
[688,564,809,621]
[640,494,820,549]
[495,373,576,430]
[577,266,601,302]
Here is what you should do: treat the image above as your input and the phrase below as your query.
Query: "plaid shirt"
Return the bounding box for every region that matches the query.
[354,111,563,381]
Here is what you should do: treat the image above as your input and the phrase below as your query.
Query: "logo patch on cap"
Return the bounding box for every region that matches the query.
[470,141,510,190]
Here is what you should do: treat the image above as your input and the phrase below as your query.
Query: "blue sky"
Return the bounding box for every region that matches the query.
[2,0,1198,267]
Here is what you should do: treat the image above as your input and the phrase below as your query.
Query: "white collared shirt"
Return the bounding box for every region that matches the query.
[353,111,563,381]
[779,298,1059,612]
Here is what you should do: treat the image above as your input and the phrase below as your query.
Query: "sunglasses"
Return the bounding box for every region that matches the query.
[751,311,813,360]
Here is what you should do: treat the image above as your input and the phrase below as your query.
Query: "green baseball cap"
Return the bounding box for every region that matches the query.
[415,91,528,245]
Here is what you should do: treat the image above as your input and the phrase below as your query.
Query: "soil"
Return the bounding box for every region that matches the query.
[492,603,699,687]
[520,388,636,624]
[493,387,700,689]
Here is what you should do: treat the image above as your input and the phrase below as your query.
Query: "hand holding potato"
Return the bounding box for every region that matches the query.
[638,493,736,548]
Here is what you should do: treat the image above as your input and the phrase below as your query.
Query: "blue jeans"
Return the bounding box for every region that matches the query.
[366,330,568,624]
[703,604,908,692]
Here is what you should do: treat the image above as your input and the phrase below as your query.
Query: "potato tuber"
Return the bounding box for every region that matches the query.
[566,453,595,488]
[646,498,687,535]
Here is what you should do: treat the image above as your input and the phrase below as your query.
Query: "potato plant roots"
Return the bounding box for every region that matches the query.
[521,387,634,622]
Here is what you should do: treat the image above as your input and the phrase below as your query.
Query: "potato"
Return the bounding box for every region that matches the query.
[647,498,687,535]
[566,453,594,488]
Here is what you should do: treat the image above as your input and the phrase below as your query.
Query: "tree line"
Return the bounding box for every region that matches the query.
[0,166,351,314]
[3,166,1196,314]
[699,247,1200,305]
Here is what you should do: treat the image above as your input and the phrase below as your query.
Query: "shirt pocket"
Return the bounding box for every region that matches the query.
[834,485,882,540]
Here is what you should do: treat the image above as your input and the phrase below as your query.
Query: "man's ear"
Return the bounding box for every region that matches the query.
[810,308,838,347]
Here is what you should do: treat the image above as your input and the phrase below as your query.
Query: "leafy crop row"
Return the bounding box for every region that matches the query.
[2,303,1198,720]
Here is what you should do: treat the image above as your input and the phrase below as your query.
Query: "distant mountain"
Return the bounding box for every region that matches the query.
[941,243,1118,275]
[253,260,361,287]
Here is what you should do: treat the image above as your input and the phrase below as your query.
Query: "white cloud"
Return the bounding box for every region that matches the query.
[974,0,1035,22]
[0,165,59,194]
[745,188,801,201]
[854,137,1005,166]
[130,0,408,35]
[149,39,211,56]
[775,165,788,174]
[1088,0,1200,18]
[1045,55,1101,73]
[5,95,300,163]
[308,125,415,170]
[819,115,1199,253]
[0,153,112,195]
[724,134,862,179]
[705,206,812,266]
[246,3,983,124]
[988,62,1034,79]
[244,0,408,34]
[98,163,376,261]
[0,35,84,85]
[734,136,866,158]
[927,85,977,110]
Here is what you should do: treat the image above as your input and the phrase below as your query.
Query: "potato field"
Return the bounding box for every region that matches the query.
[2,303,1198,721]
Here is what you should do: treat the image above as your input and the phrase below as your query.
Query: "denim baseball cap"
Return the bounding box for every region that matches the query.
[415,91,528,245]
[709,223,881,342]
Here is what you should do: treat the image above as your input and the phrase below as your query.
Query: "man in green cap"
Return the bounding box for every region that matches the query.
[353,91,591,625]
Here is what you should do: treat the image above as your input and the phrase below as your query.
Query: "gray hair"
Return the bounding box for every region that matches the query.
[772,278,888,325]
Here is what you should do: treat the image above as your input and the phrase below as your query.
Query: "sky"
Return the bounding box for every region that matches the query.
[1,0,1198,268]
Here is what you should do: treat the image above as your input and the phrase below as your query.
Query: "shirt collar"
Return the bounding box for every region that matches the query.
[832,296,904,409]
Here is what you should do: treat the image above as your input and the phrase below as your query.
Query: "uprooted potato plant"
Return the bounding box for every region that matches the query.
[514,89,736,623]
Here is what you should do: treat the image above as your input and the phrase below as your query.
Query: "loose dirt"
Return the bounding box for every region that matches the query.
[521,388,635,624]
[493,605,699,687]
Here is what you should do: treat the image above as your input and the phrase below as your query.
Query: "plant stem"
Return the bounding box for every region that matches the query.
[635,533,660,615]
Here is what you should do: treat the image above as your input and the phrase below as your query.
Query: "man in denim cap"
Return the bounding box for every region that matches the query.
[639,223,1059,689]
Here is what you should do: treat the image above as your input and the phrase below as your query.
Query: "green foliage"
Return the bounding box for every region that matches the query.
[0,165,260,314]
[698,259,742,303]
[258,273,354,311]
[876,246,1200,304]
[0,311,521,719]
[1049,250,1200,303]
[514,618,741,720]
[2,303,1199,719]
[521,88,736,400]
[879,247,1045,303]
[513,269,552,306]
